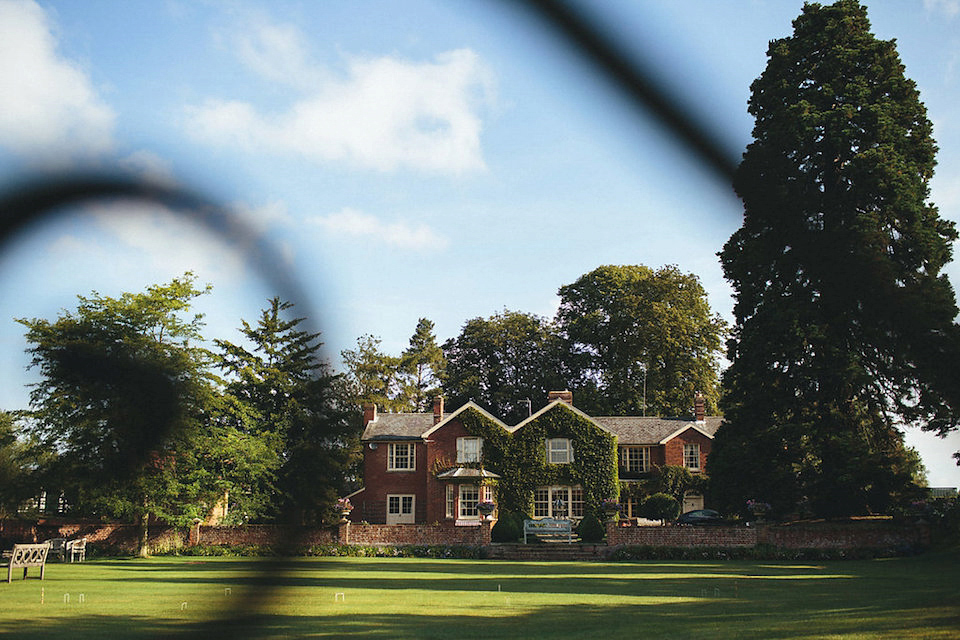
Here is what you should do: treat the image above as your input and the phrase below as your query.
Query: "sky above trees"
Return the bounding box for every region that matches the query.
[0,0,958,484]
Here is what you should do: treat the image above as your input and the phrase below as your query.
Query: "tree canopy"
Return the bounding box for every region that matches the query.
[710,0,958,518]
[17,274,221,552]
[442,310,568,423]
[557,265,726,417]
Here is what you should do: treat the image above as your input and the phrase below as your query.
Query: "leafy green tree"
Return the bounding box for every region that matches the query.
[0,411,48,518]
[442,310,567,422]
[399,318,446,412]
[711,1,958,519]
[18,274,219,554]
[217,298,358,525]
[557,265,726,417]
[341,334,405,412]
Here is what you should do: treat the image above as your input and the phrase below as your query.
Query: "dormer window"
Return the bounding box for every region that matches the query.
[456,436,483,463]
[546,438,573,464]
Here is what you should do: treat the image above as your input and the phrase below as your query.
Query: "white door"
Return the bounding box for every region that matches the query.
[386,494,415,524]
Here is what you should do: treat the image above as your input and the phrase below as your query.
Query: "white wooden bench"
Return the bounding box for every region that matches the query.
[523,518,573,543]
[4,543,51,583]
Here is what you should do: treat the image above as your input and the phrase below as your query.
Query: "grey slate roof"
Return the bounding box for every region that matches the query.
[362,409,722,445]
[592,416,722,444]
[361,413,439,441]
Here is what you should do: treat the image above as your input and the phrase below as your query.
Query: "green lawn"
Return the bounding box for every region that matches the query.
[1,550,958,639]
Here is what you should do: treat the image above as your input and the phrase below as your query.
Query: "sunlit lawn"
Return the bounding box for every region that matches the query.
[1,549,958,638]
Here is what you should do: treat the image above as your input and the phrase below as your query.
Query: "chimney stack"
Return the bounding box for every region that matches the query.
[694,392,706,423]
[433,396,445,424]
[363,403,377,426]
[547,390,573,405]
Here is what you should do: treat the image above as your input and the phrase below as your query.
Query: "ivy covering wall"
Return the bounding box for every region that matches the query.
[457,404,619,518]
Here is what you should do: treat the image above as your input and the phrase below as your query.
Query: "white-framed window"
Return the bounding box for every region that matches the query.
[683,443,701,471]
[445,485,455,518]
[546,438,573,464]
[456,436,483,463]
[621,496,642,519]
[619,446,650,472]
[533,485,583,519]
[459,485,480,519]
[534,487,550,517]
[388,442,415,470]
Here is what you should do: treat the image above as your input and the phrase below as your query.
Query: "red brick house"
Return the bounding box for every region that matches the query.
[346,392,718,525]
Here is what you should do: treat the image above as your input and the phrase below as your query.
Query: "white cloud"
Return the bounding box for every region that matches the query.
[186,16,494,174]
[310,207,449,251]
[229,17,328,91]
[924,0,960,18]
[0,0,115,164]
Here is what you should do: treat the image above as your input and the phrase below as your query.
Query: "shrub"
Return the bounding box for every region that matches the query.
[642,493,681,524]
[491,511,522,542]
[577,514,605,543]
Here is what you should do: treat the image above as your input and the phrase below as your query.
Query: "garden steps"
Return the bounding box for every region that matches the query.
[484,543,609,561]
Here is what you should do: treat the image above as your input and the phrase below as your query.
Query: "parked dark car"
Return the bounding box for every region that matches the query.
[676,509,723,525]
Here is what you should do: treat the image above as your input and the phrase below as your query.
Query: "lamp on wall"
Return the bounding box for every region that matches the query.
[368,443,378,450]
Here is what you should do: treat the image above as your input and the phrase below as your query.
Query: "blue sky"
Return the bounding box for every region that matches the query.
[1,0,959,486]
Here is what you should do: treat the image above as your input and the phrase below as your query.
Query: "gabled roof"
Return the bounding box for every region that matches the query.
[361,401,509,441]
[421,401,509,438]
[593,416,721,445]
[510,400,612,434]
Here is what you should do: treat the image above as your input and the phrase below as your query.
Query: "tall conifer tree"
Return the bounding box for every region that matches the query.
[711,1,960,518]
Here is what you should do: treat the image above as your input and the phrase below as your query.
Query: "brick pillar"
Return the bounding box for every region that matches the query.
[605,519,618,546]
[338,520,351,545]
[480,520,493,545]
[189,520,201,546]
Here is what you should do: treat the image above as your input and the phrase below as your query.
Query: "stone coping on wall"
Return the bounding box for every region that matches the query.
[2,518,928,554]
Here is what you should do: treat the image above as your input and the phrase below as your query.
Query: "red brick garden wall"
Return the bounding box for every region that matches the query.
[607,522,757,547]
[606,520,929,550]
[0,519,183,552]
[345,521,492,546]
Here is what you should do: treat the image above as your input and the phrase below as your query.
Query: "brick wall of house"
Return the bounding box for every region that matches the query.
[354,440,428,523]
[662,428,713,471]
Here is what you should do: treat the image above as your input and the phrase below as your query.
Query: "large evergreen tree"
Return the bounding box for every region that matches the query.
[399,318,446,412]
[217,298,357,525]
[711,1,959,518]
[557,265,726,417]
